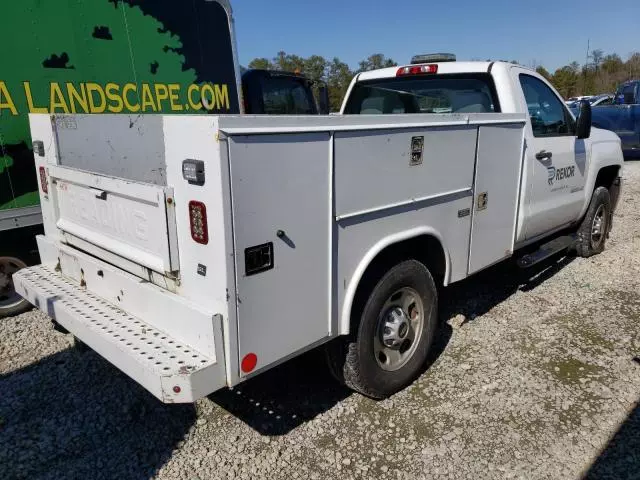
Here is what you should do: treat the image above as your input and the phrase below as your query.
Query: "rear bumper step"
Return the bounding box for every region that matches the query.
[14,265,220,403]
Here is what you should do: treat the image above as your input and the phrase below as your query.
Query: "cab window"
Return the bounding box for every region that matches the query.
[344,74,499,114]
[519,74,575,137]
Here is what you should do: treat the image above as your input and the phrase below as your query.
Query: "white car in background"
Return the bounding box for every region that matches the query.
[567,94,616,114]
[590,94,615,107]
[565,96,593,108]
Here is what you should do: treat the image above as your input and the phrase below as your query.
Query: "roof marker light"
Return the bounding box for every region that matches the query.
[410,53,457,64]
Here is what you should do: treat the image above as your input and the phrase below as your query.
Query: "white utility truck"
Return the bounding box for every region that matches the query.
[15,50,623,402]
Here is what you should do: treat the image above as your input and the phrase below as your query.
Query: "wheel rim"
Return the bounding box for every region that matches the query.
[0,257,27,310]
[374,287,425,372]
[590,204,607,249]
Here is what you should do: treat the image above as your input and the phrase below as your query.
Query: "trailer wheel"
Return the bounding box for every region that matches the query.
[575,186,611,258]
[333,259,438,399]
[0,256,31,318]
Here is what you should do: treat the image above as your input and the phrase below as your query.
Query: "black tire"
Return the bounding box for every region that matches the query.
[0,225,41,319]
[0,256,31,318]
[328,259,438,399]
[575,186,611,258]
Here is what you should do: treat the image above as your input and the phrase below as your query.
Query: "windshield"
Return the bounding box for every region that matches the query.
[344,74,499,114]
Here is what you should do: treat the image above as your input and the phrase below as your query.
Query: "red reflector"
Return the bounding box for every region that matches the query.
[188,200,209,245]
[396,64,438,76]
[241,353,258,373]
[39,166,48,194]
[173,385,181,394]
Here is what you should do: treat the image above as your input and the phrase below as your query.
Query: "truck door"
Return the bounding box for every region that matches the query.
[516,72,586,240]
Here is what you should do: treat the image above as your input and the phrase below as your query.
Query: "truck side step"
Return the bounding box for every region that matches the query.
[516,234,576,268]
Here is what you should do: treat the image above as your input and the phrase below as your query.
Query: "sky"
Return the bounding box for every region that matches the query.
[232,0,640,72]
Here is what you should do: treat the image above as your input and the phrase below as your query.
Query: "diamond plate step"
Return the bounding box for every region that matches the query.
[14,265,222,403]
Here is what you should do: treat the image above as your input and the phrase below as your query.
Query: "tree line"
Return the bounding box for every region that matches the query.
[246,50,640,110]
[535,50,640,98]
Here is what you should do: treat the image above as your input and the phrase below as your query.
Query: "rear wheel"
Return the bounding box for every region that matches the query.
[0,256,30,318]
[327,259,438,399]
[575,186,611,258]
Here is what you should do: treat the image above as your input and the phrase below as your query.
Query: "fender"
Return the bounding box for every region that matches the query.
[339,226,451,335]
[577,129,624,220]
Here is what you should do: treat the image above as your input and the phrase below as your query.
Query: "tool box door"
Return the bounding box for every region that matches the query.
[228,133,331,375]
[468,123,525,275]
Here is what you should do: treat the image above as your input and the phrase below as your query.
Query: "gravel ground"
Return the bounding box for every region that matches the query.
[2,161,640,480]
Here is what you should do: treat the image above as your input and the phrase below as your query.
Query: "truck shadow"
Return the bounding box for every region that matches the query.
[209,349,351,436]
[209,253,574,436]
[582,399,640,479]
[0,348,195,480]
[440,252,575,324]
[209,321,453,437]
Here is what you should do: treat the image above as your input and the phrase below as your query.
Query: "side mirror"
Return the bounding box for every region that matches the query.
[576,100,592,139]
[317,82,330,115]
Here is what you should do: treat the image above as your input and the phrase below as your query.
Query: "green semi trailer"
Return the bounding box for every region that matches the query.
[1,0,327,316]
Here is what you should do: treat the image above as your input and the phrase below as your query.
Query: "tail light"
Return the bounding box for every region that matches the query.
[188,201,209,245]
[396,64,438,76]
[39,166,48,194]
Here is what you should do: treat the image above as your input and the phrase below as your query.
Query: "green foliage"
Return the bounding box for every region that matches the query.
[535,66,551,81]
[356,54,397,73]
[304,55,328,82]
[248,58,274,70]
[552,66,580,98]
[274,51,305,73]
[327,58,353,112]
[0,155,14,175]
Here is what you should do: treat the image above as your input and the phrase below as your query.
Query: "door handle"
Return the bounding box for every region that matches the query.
[535,150,553,161]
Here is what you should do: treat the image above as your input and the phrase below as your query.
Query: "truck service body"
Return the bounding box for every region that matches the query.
[14,15,623,402]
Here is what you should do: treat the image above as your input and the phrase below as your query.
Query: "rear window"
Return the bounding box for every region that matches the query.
[262,77,315,115]
[344,74,500,114]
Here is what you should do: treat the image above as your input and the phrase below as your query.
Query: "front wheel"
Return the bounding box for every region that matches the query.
[575,186,612,258]
[0,256,31,318]
[327,259,438,399]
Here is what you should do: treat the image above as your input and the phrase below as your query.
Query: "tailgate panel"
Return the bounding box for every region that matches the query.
[50,166,178,274]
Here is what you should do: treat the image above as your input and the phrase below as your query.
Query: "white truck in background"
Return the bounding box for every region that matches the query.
[14,53,623,403]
